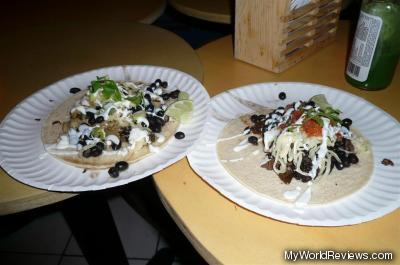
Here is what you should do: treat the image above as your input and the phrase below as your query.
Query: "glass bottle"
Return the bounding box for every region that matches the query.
[345,0,400,90]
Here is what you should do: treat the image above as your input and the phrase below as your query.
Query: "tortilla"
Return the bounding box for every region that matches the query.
[42,91,179,169]
[216,114,373,205]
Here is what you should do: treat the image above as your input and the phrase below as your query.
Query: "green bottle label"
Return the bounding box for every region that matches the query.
[346,11,382,82]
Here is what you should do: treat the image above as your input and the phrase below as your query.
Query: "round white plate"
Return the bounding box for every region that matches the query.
[0,65,210,192]
[187,82,400,226]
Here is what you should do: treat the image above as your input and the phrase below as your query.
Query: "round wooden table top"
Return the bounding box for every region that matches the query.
[153,21,400,265]
[1,0,166,30]
[0,22,202,215]
[169,0,231,24]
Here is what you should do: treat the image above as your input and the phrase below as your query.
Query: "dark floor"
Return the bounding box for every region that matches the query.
[0,194,174,265]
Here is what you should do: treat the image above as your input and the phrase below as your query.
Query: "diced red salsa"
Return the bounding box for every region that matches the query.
[290,110,303,123]
[302,119,322,137]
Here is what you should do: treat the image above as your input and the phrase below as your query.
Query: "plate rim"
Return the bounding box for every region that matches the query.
[187,81,400,226]
[0,64,211,192]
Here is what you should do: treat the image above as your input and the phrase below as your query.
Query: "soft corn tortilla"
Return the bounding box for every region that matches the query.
[216,114,373,205]
[42,91,179,169]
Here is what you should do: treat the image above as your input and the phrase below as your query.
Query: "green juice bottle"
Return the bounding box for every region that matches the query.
[345,0,400,90]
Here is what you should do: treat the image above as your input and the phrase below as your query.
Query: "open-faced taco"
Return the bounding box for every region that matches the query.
[217,95,373,205]
[42,76,192,172]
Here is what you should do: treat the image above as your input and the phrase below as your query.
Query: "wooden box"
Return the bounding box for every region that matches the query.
[234,0,342,73]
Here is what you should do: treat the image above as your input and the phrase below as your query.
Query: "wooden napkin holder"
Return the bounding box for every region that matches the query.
[234,0,342,73]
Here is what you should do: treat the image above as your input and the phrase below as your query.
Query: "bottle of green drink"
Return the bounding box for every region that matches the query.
[345,0,400,90]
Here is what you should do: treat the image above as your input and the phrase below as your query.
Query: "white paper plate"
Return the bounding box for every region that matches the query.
[187,82,400,226]
[0,65,210,192]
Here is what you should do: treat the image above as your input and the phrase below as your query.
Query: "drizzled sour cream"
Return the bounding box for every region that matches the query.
[261,96,353,181]
[54,78,177,154]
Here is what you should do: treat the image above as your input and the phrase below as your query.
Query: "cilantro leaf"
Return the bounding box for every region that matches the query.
[127,93,143,106]
[88,76,122,102]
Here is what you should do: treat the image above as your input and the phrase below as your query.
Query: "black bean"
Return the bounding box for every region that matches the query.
[111,141,122,150]
[161,81,168,88]
[342,159,351,168]
[82,149,91,158]
[301,175,312,183]
[342,118,352,128]
[156,110,165,116]
[248,136,258,145]
[108,167,119,178]
[146,114,155,122]
[150,124,161,133]
[95,106,102,110]
[175,131,185,139]
[334,160,344,170]
[150,83,156,89]
[86,111,95,119]
[116,161,129,171]
[170,90,180,99]
[96,142,105,150]
[148,114,160,123]
[300,156,313,173]
[155,79,162,86]
[95,116,104,123]
[162,93,170,100]
[78,140,87,146]
[250,114,259,123]
[69,87,81,94]
[130,106,142,113]
[144,94,151,102]
[90,146,102,157]
[146,87,154,93]
[336,150,346,158]
[88,117,96,126]
[348,153,359,164]
[145,104,154,112]
[278,92,286,100]
[306,101,316,107]
[154,116,165,126]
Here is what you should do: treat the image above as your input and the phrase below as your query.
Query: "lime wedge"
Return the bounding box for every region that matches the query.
[310,94,331,111]
[178,91,189,100]
[165,100,193,123]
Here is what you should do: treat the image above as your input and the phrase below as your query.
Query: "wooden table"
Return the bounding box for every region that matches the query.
[153,21,400,265]
[0,22,202,215]
[169,0,232,24]
[1,0,166,30]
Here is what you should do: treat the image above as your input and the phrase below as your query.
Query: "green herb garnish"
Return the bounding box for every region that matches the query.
[90,127,105,140]
[127,92,143,106]
[305,107,342,126]
[89,76,122,102]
